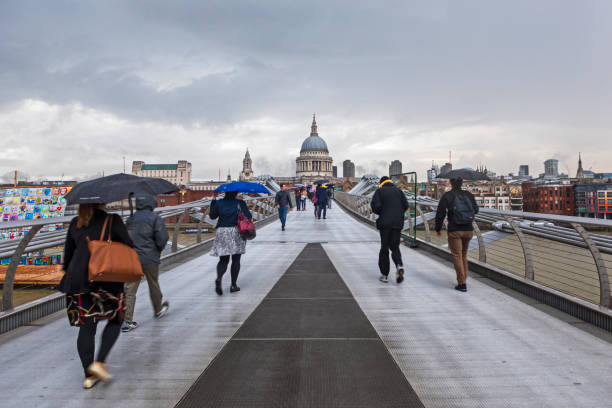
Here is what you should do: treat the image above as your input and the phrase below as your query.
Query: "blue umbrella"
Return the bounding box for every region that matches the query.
[214,181,271,194]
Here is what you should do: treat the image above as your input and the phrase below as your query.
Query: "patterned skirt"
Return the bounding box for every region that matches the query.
[211,226,246,257]
[66,288,125,326]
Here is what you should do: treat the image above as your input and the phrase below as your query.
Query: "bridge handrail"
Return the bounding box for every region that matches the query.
[0,195,278,311]
[335,191,611,310]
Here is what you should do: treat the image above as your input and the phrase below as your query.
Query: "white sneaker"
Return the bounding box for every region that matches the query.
[379,275,389,283]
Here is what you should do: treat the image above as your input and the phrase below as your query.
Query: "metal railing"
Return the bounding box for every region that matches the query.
[0,195,278,311]
[335,191,612,311]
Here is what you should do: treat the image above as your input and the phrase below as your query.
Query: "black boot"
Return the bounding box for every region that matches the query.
[230,284,241,293]
[215,279,223,295]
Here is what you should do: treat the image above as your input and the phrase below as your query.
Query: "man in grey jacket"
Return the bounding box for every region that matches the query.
[122,196,170,332]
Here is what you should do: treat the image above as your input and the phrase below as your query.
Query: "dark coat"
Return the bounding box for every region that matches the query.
[370,182,408,230]
[274,190,293,208]
[315,187,329,205]
[60,209,133,294]
[125,196,169,266]
[435,189,479,232]
[210,198,252,228]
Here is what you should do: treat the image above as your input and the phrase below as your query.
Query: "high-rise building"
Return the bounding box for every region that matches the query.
[332,166,337,178]
[239,148,254,181]
[544,159,559,177]
[427,161,439,182]
[519,165,529,177]
[439,162,452,176]
[132,160,192,186]
[343,160,355,178]
[389,160,402,177]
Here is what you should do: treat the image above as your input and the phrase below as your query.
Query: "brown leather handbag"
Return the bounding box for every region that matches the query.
[87,215,143,283]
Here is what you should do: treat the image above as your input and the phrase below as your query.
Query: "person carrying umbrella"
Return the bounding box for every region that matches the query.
[210,182,263,294]
[275,183,293,231]
[434,176,479,292]
[60,173,177,389]
[315,184,329,219]
[122,195,170,332]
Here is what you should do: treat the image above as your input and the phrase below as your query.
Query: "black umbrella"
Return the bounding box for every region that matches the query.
[315,179,329,185]
[436,168,490,181]
[64,173,179,206]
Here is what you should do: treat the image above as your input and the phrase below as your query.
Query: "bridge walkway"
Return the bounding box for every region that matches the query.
[0,203,610,407]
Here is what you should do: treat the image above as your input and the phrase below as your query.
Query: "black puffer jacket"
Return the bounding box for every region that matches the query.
[125,196,169,266]
[370,182,409,230]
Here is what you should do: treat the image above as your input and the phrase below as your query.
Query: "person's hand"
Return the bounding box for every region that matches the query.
[276,204,280,209]
[290,207,294,211]
[436,231,442,237]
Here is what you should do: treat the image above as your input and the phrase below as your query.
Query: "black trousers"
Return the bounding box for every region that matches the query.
[378,228,403,276]
[77,313,122,377]
[217,254,242,285]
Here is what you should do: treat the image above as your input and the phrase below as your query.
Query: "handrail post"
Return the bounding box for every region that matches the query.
[172,208,189,253]
[472,221,486,263]
[2,224,43,311]
[196,206,210,244]
[504,216,534,280]
[416,204,431,242]
[571,223,611,308]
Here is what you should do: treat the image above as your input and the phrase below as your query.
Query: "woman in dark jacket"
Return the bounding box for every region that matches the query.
[209,191,253,295]
[60,204,133,389]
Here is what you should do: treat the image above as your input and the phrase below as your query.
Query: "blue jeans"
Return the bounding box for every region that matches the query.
[278,206,289,227]
[317,204,327,219]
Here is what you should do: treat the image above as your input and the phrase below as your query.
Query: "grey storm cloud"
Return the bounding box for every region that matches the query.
[1,0,611,180]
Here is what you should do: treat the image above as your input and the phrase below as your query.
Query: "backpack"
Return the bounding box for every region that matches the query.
[452,191,475,225]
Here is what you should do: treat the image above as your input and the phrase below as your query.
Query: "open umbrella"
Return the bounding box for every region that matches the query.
[64,173,178,205]
[214,181,270,194]
[436,168,490,181]
[295,184,305,188]
[315,179,329,185]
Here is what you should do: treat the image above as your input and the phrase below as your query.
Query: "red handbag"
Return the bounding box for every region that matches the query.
[237,203,256,240]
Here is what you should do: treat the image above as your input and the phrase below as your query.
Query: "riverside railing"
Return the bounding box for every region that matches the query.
[335,191,612,313]
[0,195,278,312]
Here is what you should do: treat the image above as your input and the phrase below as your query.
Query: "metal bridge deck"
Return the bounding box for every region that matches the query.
[0,203,611,407]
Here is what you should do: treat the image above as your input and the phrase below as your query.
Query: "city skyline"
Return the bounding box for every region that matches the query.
[1,2,611,182]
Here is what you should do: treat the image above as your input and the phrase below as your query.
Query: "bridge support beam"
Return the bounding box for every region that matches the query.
[416,205,431,242]
[571,223,611,308]
[172,208,190,253]
[2,224,43,311]
[472,222,486,263]
[504,216,534,280]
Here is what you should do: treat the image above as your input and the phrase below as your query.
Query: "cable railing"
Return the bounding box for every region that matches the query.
[0,195,278,311]
[334,191,612,311]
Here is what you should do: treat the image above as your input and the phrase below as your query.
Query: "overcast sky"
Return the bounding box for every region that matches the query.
[1,0,611,182]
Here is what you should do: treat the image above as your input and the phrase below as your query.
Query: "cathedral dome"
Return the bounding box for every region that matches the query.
[300,115,328,153]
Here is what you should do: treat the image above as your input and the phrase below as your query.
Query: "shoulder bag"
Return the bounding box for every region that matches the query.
[87,215,144,282]
[237,202,256,240]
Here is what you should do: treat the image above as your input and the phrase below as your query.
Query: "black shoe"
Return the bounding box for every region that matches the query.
[454,284,467,292]
[230,285,240,293]
[215,279,223,295]
[282,226,285,231]
[396,266,404,284]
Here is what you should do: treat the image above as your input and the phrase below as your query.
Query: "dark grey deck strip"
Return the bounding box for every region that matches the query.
[175,243,424,408]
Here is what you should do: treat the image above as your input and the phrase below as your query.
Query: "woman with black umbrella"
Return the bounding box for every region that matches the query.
[60,203,134,389]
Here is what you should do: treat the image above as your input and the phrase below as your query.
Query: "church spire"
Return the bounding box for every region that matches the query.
[310,114,318,136]
[576,152,584,178]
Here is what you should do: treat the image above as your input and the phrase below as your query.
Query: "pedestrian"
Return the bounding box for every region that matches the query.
[435,177,479,292]
[370,176,408,283]
[315,184,329,219]
[210,191,253,295]
[275,184,293,230]
[310,186,318,218]
[300,188,308,211]
[60,203,133,389]
[326,185,333,209]
[122,196,170,332]
[294,188,301,211]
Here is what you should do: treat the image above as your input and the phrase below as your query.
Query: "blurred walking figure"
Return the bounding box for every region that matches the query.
[370,176,408,283]
[435,177,478,292]
[60,204,133,389]
[275,184,293,231]
[294,188,301,211]
[122,196,170,332]
[300,188,308,210]
[315,184,329,219]
[210,191,253,294]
